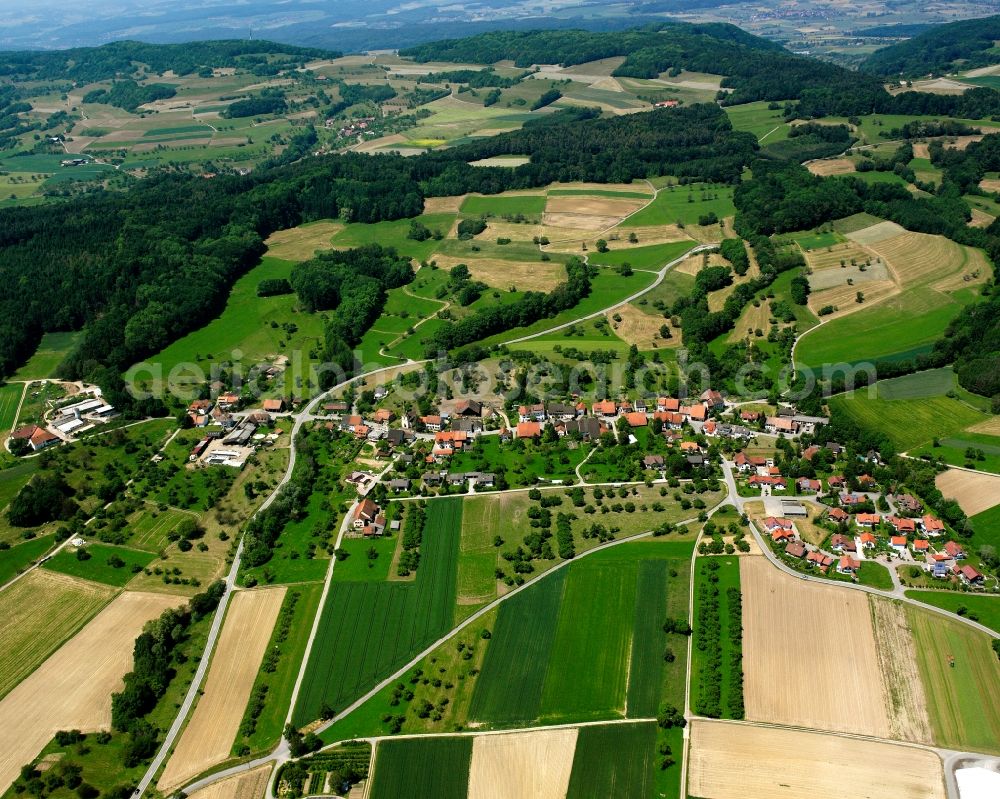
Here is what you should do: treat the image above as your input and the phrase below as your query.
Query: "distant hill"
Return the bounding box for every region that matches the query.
[861,15,1000,76]
[0,40,338,83]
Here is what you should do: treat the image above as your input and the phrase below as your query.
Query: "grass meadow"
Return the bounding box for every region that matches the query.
[0,383,23,432]
[622,184,735,227]
[10,332,81,381]
[42,542,156,587]
[292,497,462,724]
[910,431,1000,474]
[906,591,1000,635]
[908,604,1000,753]
[589,240,694,271]
[460,194,546,216]
[0,533,57,584]
[368,737,472,799]
[723,101,792,142]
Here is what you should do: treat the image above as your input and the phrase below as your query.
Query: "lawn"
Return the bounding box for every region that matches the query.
[460,194,546,216]
[0,383,23,433]
[292,497,462,725]
[589,240,695,271]
[690,556,743,719]
[906,591,1000,635]
[622,184,735,227]
[907,604,1000,753]
[136,256,326,397]
[10,332,81,381]
[0,533,57,585]
[539,558,638,722]
[368,737,472,799]
[910,431,1000,474]
[565,721,657,799]
[42,543,156,587]
[457,493,533,607]
[857,561,894,590]
[828,393,988,452]
[468,568,566,726]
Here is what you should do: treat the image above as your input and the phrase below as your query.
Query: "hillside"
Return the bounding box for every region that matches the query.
[862,15,1000,77]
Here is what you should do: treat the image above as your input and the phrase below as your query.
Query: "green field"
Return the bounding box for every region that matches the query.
[622,184,734,227]
[565,721,657,799]
[906,591,1000,635]
[691,556,743,719]
[795,231,842,250]
[0,533,57,584]
[468,568,566,725]
[857,561,894,590]
[723,101,792,142]
[292,497,463,724]
[331,213,455,262]
[971,503,1000,551]
[908,604,1000,753]
[796,286,974,369]
[911,431,1000,474]
[625,560,670,717]
[875,368,957,400]
[0,383,23,432]
[539,558,637,721]
[135,256,326,396]
[589,240,695,271]
[368,737,472,799]
[828,393,988,451]
[548,188,651,199]
[10,332,81,381]
[460,194,546,216]
[42,543,156,586]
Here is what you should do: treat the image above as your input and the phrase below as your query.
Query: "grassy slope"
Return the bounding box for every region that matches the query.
[41,543,155,587]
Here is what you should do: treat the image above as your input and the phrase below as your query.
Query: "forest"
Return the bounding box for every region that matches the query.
[0,39,336,82]
[82,80,177,112]
[861,14,1000,77]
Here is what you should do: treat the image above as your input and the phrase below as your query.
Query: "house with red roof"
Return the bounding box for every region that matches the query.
[920,515,945,536]
[958,565,984,586]
[806,551,833,572]
[859,532,877,549]
[889,535,908,553]
[516,421,542,439]
[802,445,820,461]
[944,541,966,560]
[353,498,385,535]
[682,404,707,422]
[624,412,647,428]
[912,539,930,554]
[830,533,857,553]
[797,478,821,493]
[421,415,443,432]
[855,512,881,528]
[827,507,850,524]
[765,416,799,435]
[828,475,846,489]
[748,475,787,491]
[837,555,861,575]
[657,397,681,413]
[785,541,807,559]
[740,410,761,423]
[592,399,617,418]
[888,516,917,534]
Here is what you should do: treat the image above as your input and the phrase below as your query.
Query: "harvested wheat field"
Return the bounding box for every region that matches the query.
[966,415,1000,436]
[869,597,933,743]
[545,224,689,254]
[935,468,1000,516]
[0,570,117,699]
[688,720,945,799]
[433,254,565,292]
[467,728,578,799]
[807,280,899,320]
[543,212,625,231]
[864,231,982,288]
[423,195,466,213]
[265,221,342,261]
[0,591,180,793]
[969,208,995,228]
[545,196,647,219]
[607,303,678,349]
[912,143,930,159]
[186,765,272,799]
[846,220,906,246]
[158,587,286,792]
[740,557,891,737]
[806,158,855,177]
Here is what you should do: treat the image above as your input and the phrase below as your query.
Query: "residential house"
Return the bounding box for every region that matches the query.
[624,411,647,428]
[703,420,717,436]
[323,401,348,416]
[11,424,60,451]
[373,409,395,424]
[633,398,648,413]
[830,533,857,553]
[837,556,861,575]
[217,392,240,410]
[932,562,950,579]
[447,472,467,487]
[657,397,681,413]
[421,415,443,432]
[682,404,707,423]
[912,539,930,555]
[560,417,603,441]
[840,493,865,507]
[658,411,685,430]
[921,515,945,536]
[857,474,876,488]
[855,513,881,528]
[452,417,483,435]
[388,478,411,493]
[422,472,442,487]
[859,532,877,550]
[518,403,546,423]
[944,541,966,560]
[643,455,665,470]
[353,499,383,534]
[516,421,542,439]
[958,565,984,586]
[748,475,787,491]
[797,478,821,493]
[888,516,917,534]
[894,494,922,514]
[546,402,577,421]
[343,415,365,433]
[828,475,846,489]
[592,399,617,418]
[827,507,850,524]
[806,551,833,572]
[468,472,496,488]
[680,441,701,454]
[687,453,706,468]
[700,389,725,410]
[188,399,212,416]
[801,445,820,461]
[785,541,807,559]
[740,410,761,423]
[889,535,908,553]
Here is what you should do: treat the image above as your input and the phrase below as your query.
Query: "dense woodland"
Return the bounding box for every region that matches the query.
[862,15,1000,77]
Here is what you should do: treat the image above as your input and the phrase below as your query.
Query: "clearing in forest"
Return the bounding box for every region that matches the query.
[687,719,946,799]
[264,221,343,261]
[806,158,856,176]
[467,728,577,799]
[0,591,180,793]
[158,587,287,792]
[740,557,891,737]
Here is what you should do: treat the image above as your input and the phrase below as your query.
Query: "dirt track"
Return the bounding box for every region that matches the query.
[158,587,286,792]
[688,719,946,799]
[0,591,181,793]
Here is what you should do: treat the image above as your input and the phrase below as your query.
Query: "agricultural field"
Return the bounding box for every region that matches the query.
[910,431,1000,474]
[0,383,22,434]
[935,469,1000,518]
[827,393,987,452]
[907,604,1000,753]
[158,587,286,792]
[723,101,792,142]
[460,193,546,217]
[0,533,56,585]
[467,728,577,799]
[263,221,343,261]
[185,765,273,799]
[368,736,472,799]
[41,542,156,587]
[740,557,892,738]
[292,497,462,725]
[0,590,180,793]
[622,184,734,228]
[687,720,946,799]
[0,570,117,700]
[564,721,657,799]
